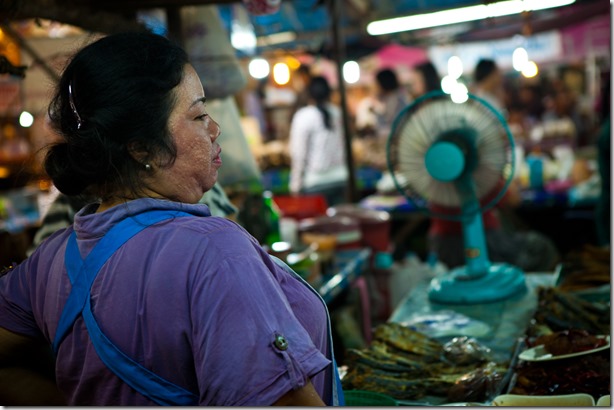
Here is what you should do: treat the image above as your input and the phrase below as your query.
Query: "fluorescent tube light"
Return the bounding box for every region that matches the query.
[367,0,576,35]
[257,31,297,46]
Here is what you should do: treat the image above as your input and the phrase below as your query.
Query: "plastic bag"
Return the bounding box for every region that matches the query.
[446,362,506,403]
[181,5,247,100]
[206,97,262,191]
[442,336,492,365]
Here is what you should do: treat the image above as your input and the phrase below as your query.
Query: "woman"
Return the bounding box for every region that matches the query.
[409,61,442,99]
[0,32,342,406]
[289,75,348,206]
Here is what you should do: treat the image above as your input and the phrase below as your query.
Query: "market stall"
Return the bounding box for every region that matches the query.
[339,243,610,406]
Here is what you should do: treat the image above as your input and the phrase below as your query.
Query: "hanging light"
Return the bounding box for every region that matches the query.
[441,75,457,94]
[522,61,539,78]
[230,4,257,55]
[19,111,34,127]
[273,62,290,85]
[447,56,463,79]
[343,61,360,84]
[451,82,469,104]
[248,58,270,79]
[512,47,529,71]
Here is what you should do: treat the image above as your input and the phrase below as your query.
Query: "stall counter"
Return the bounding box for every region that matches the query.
[388,271,556,362]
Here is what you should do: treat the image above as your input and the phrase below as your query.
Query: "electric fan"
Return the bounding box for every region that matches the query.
[387,90,526,304]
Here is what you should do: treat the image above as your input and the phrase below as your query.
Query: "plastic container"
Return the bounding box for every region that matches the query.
[298,215,362,250]
[526,154,544,190]
[272,194,328,221]
[372,251,394,321]
[343,390,398,406]
[327,204,391,252]
[493,393,595,407]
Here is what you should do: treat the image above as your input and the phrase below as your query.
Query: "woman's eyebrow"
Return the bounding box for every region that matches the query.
[190,96,207,108]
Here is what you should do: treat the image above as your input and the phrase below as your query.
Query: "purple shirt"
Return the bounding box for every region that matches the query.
[0,198,331,405]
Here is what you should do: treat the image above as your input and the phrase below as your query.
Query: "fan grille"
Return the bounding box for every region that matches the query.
[387,92,515,219]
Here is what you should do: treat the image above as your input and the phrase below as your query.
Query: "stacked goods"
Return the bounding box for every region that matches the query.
[341,323,508,404]
[556,245,610,292]
[527,287,610,337]
[510,331,610,399]
[509,277,611,401]
[532,329,608,356]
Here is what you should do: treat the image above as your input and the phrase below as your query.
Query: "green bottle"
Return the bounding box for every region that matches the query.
[263,191,281,246]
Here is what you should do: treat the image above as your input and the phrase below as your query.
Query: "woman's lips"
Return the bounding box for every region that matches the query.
[213,148,222,166]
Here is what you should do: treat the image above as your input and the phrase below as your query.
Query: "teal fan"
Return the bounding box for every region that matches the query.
[387,91,526,304]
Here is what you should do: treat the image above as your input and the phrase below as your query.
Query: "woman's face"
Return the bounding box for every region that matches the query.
[150,64,222,203]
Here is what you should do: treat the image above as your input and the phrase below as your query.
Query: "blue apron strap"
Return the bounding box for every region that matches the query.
[53,210,192,353]
[54,210,197,405]
[270,255,345,406]
[81,297,196,405]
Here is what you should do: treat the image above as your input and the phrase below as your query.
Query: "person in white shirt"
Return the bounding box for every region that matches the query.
[288,76,348,206]
[471,58,506,115]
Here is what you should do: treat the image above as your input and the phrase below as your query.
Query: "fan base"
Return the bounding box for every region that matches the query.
[428,263,526,304]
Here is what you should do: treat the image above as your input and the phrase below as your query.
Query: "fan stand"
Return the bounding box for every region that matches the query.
[428,200,527,304]
[428,263,527,304]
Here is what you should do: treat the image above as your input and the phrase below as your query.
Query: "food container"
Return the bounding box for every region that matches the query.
[492,393,596,406]
[298,215,362,250]
[301,232,337,276]
[344,390,398,406]
[327,204,391,252]
[272,194,328,221]
[596,395,610,406]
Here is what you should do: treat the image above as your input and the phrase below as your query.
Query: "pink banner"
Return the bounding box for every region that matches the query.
[560,15,611,59]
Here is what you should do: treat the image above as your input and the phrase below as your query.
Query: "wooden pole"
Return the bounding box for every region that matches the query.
[329,0,357,203]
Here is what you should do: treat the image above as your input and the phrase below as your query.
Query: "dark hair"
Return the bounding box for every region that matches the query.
[45,31,189,200]
[308,76,333,130]
[474,58,498,83]
[414,61,442,93]
[375,68,400,92]
[297,64,311,78]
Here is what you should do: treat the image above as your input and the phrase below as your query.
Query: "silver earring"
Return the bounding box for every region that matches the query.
[145,164,152,171]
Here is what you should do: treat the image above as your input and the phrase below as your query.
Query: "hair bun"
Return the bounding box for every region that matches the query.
[44,143,89,195]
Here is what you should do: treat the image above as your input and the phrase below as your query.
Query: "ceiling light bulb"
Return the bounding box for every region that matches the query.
[522,61,539,78]
[447,56,463,79]
[513,47,529,71]
[273,62,290,85]
[249,58,270,79]
[19,111,34,128]
[343,61,360,84]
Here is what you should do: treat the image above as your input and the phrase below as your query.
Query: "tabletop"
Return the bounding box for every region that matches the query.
[388,271,556,362]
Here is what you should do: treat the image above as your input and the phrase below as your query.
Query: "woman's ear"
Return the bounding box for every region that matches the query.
[127,141,149,165]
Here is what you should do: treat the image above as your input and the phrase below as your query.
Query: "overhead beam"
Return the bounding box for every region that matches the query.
[0,1,146,34]
[87,0,239,11]
[0,23,60,83]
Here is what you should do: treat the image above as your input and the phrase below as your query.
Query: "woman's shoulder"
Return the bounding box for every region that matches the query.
[294,105,320,118]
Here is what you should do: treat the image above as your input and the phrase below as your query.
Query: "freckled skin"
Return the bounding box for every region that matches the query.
[147,64,222,204]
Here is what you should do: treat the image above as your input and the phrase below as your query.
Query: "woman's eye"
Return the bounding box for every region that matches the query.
[196,114,208,121]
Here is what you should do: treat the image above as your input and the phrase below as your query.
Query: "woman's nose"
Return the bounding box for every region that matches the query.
[210,119,221,141]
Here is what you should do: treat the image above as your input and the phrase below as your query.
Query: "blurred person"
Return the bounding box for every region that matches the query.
[471,58,506,114]
[409,60,442,99]
[543,83,588,146]
[0,31,343,406]
[356,68,411,141]
[290,64,313,117]
[289,75,348,206]
[595,78,610,246]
